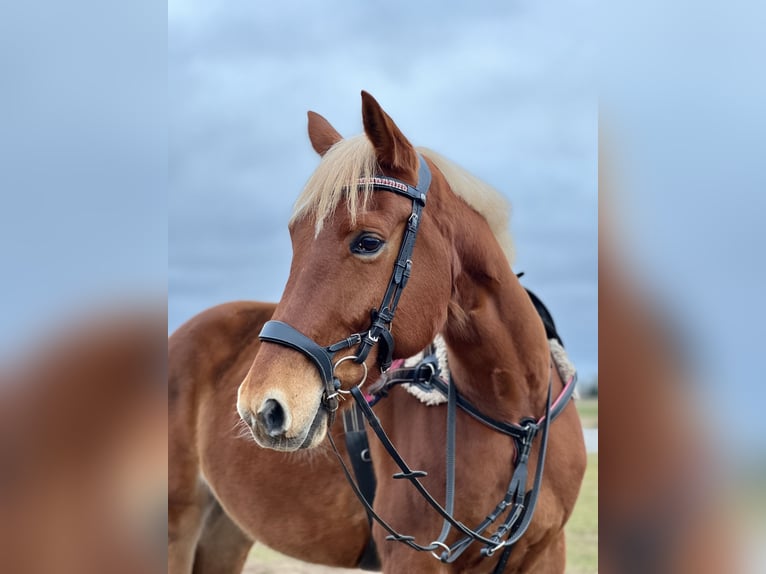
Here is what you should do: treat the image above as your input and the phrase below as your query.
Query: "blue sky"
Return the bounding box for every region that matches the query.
[0,0,166,359]
[168,0,597,379]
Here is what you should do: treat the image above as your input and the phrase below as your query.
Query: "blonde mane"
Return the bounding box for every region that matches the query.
[417,147,515,264]
[291,136,514,264]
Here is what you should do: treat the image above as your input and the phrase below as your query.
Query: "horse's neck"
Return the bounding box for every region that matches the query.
[442,217,550,423]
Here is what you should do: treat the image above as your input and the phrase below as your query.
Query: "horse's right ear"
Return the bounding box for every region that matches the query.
[307,111,342,156]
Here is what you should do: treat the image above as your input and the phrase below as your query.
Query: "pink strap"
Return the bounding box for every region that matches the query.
[537,374,575,425]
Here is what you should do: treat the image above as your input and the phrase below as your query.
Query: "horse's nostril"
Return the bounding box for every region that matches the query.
[258,398,287,437]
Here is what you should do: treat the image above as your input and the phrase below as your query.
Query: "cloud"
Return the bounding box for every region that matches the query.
[169,0,597,376]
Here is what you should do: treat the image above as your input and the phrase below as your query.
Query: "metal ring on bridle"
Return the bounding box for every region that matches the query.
[332,355,368,394]
[484,539,506,557]
[429,541,452,561]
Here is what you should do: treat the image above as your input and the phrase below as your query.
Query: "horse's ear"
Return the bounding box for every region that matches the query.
[361,91,418,176]
[307,111,342,157]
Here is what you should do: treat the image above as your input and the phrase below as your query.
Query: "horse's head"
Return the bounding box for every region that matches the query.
[237,92,456,451]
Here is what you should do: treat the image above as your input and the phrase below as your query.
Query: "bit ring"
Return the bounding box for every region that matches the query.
[332,355,368,393]
[429,541,451,561]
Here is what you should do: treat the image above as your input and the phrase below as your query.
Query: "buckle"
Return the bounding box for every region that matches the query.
[415,360,437,384]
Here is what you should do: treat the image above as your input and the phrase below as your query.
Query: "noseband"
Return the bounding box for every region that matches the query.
[258,155,432,416]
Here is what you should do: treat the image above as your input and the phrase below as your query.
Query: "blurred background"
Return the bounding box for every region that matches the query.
[168,0,599,387]
[1,1,166,572]
[0,0,166,360]
[600,2,766,572]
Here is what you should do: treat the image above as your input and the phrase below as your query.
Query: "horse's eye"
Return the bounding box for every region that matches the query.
[351,234,385,255]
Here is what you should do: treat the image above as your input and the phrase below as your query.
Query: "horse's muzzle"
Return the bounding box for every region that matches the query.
[241,398,328,452]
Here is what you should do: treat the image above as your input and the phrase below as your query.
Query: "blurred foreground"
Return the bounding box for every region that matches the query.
[0,304,167,574]
[598,145,765,571]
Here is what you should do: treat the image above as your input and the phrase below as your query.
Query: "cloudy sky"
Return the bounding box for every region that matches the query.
[168,0,597,379]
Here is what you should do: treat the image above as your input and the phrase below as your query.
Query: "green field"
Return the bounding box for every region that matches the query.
[575,398,598,429]
[565,453,598,573]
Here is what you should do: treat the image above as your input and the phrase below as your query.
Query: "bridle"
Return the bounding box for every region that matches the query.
[256,154,576,572]
[258,154,431,418]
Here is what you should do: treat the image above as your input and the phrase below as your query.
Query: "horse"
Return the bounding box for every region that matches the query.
[168,91,586,573]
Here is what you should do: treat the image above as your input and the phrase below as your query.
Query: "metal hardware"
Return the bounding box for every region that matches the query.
[429,541,452,561]
[416,361,436,381]
[366,330,380,343]
[333,355,368,393]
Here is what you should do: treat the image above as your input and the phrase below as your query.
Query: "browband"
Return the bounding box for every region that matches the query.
[358,156,431,205]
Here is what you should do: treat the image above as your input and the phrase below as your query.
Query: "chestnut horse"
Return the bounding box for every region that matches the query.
[168,92,586,573]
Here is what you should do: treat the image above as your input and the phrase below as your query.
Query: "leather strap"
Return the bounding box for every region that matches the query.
[259,320,334,384]
[332,348,574,570]
[376,361,578,436]
[342,405,380,570]
[346,385,529,549]
[258,320,341,415]
[355,156,431,368]
[358,155,431,205]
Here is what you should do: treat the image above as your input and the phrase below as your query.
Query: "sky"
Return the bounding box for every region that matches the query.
[168,0,597,380]
[0,0,166,360]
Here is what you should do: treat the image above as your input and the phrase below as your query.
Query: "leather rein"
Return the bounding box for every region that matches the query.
[256,155,576,571]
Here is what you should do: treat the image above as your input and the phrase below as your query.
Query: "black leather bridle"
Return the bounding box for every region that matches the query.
[257,154,576,572]
[258,155,432,418]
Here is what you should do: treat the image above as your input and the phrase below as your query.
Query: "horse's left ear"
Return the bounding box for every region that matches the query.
[307,111,343,156]
[361,91,418,177]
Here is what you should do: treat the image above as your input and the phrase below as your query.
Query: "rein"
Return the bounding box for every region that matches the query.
[348,354,577,569]
[256,155,576,571]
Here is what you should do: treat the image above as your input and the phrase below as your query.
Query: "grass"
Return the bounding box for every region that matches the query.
[576,398,598,429]
[565,453,598,574]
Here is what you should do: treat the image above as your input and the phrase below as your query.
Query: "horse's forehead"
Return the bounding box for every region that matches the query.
[290,192,412,239]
